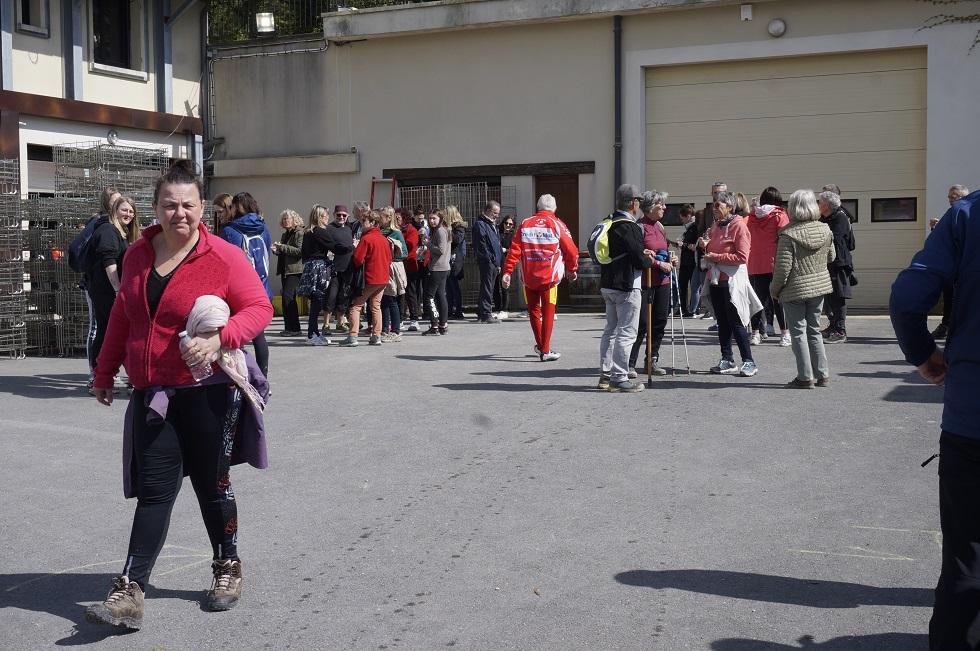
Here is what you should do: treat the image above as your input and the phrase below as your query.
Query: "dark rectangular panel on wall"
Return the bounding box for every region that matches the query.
[0,109,19,159]
[385,161,595,181]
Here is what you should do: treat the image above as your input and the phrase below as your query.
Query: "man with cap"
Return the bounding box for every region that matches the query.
[598,184,657,392]
[322,205,356,334]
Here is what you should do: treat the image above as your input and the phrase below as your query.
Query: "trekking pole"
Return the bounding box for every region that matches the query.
[673,270,692,374]
[669,274,676,376]
[645,268,654,388]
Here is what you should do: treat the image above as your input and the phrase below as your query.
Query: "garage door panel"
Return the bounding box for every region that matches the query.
[646,110,925,161]
[646,49,926,88]
[647,151,924,198]
[645,69,926,124]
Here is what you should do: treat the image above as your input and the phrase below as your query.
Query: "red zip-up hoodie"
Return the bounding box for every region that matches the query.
[747,205,790,275]
[93,224,273,391]
[352,226,393,285]
[502,210,579,290]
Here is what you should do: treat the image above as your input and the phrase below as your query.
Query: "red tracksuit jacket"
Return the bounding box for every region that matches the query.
[502,210,579,291]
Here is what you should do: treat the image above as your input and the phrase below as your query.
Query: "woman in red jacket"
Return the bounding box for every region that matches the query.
[340,209,392,347]
[747,186,791,346]
[85,161,273,629]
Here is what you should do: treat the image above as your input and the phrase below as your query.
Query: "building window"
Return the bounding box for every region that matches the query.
[16,0,50,37]
[90,0,146,75]
[871,197,917,223]
[841,199,858,223]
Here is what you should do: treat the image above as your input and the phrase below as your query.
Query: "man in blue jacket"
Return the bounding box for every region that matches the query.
[890,189,980,650]
[473,201,503,323]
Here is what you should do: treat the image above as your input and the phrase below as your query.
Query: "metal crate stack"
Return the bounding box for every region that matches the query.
[22,143,169,357]
[0,159,27,359]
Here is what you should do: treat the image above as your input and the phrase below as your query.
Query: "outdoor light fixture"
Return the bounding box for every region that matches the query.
[767,18,787,38]
[255,12,275,34]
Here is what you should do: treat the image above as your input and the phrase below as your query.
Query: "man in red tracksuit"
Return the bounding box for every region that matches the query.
[501,194,579,361]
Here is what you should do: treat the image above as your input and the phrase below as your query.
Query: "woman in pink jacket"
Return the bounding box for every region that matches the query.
[747,187,791,347]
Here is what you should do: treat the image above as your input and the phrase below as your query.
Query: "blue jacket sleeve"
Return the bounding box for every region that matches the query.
[221,225,242,248]
[889,206,959,366]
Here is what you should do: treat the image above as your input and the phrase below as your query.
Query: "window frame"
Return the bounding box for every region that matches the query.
[16,0,51,38]
[87,0,150,82]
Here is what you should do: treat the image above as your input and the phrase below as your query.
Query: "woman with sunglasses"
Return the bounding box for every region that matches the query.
[493,214,516,318]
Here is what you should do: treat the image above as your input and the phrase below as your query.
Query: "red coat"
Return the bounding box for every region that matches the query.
[747,205,790,275]
[400,223,420,273]
[93,224,273,391]
[352,226,393,285]
[502,210,579,291]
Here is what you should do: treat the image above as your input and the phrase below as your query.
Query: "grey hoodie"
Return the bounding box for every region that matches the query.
[770,220,836,303]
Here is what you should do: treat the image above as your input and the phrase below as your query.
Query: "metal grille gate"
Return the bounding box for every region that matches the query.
[396,182,516,308]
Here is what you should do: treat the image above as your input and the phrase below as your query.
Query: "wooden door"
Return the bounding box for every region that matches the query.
[535,174,580,306]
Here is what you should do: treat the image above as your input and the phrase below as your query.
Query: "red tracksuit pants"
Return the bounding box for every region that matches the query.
[524,285,558,354]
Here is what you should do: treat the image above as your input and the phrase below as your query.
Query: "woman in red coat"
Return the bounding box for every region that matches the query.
[340,209,393,346]
[85,160,272,629]
[747,186,791,346]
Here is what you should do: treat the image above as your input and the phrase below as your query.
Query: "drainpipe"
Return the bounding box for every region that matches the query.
[613,15,623,193]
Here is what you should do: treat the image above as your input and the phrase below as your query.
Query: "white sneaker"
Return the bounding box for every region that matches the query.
[517,311,528,318]
[541,351,561,362]
[750,332,762,345]
[407,321,419,332]
[497,311,508,320]
[307,335,328,346]
[780,332,792,347]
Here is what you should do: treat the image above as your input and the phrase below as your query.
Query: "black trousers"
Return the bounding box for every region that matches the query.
[404,269,424,320]
[477,261,498,320]
[629,284,671,368]
[826,292,847,334]
[280,274,301,332]
[87,287,115,372]
[749,273,786,332]
[709,284,753,362]
[493,272,511,313]
[931,431,980,650]
[325,268,351,315]
[678,264,695,315]
[124,384,242,589]
[251,333,268,378]
[425,270,449,327]
[447,272,463,317]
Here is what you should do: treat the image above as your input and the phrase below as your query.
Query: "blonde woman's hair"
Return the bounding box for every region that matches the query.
[363,209,382,226]
[444,205,465,229]
[307,204,330,231]
[280,209,303,229]
[379,206,398,230]
[734,192,751,217]
[109,196,141,244]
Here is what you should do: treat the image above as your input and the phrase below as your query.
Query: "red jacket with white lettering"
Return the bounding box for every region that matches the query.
[502,210,579,291]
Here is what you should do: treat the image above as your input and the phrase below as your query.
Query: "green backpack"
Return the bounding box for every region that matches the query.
[587,214,632,265]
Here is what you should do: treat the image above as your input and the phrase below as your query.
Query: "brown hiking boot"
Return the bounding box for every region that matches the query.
[206,559,243,611]
[85,576,144,630]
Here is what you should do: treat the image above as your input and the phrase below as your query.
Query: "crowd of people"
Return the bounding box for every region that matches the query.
[77,158,976,649]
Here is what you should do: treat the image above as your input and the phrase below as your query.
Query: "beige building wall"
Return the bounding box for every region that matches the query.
[212,18,616,257]
[10,0,64,98]
[171,4,203,118]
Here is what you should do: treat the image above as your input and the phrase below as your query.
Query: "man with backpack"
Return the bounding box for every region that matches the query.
[501,194,578,361]
[221,192,272,377]
[594,184,657,393]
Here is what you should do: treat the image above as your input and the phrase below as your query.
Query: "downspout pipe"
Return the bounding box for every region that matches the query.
[613,15,623,193]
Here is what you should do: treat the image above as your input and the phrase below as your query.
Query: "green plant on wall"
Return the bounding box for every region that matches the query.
[918,0,980,51]
[207,0,425,45]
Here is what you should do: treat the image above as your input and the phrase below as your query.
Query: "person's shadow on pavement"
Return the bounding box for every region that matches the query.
[0,572,201,645]
[710,632,928,650]
[614,569,932,608]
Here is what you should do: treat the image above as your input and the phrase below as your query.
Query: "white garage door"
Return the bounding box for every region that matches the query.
[645,48,926,309]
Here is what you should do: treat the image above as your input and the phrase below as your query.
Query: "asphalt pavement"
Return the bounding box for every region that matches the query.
[0,312,944,650]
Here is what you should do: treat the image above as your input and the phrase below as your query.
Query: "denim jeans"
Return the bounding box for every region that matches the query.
[599,288,642,382]
[782,297,829,381]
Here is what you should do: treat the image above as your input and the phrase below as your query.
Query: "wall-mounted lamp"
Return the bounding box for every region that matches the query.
[767,18,787,38]
[256,12,275,34]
